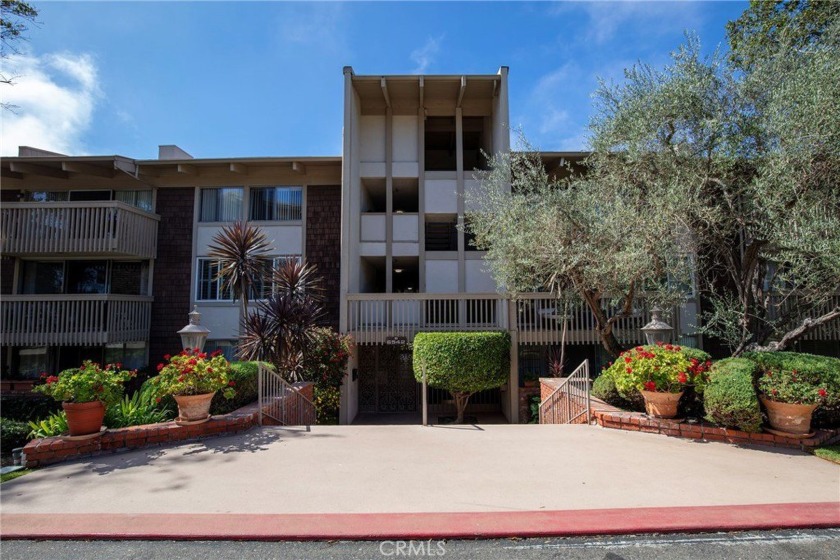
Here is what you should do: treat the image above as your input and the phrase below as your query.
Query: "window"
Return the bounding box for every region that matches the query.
[204,340,238,361]
[199,187,243,222]
[104,342,147,370]
[196,259,233,301]
[21,261,64,294]
[115,190,154,212]
[111,261,149,295]
[17,347,49,379]
[66,261,108,294]
[249,187,302,221]
[24,191,68,202]
[253,255,302,299]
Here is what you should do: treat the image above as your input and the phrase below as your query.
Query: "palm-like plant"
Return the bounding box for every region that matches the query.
[207,221,272,318]
[239,260,325,382]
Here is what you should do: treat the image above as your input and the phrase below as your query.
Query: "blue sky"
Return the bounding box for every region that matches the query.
[1,1,748,159]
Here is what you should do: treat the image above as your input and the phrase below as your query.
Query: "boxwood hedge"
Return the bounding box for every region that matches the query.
[703,358,763,433]
[412,332,510,394]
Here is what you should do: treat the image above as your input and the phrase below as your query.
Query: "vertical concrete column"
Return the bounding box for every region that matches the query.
[418,106,426,293]
[455,108,466,326]
[339,66,355,425]
[508,298,519,424]
[385,107,393,295]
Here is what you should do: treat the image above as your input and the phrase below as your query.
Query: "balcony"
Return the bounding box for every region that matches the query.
[1,201,160,259]
[1,294,153,346]
[347,293,678,346]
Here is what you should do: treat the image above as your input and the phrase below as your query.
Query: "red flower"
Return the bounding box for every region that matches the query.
[644,381,657,392]
[818,388,827,398]
[194,347,200,354]
[156,397,162,403]
[156,363,164,371]
[635,346,644,351]
[46,375,59,384]
[115,362,123,369]
[164,354,171,360]
[188,358,198,366]
[674,346,681,352]
[626,367,633,374]
[678,372,688,384]
[184,348,192,354]
[40,372,47,379]
[211,350,223,357]
[665,344,673,351]
[228,381,236,387]
[624,357,632,363]
[772,389,778,396]
[207,367,213,373]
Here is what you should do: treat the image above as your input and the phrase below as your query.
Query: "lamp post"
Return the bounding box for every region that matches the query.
[177,305,210,352]
[641,307,674,345]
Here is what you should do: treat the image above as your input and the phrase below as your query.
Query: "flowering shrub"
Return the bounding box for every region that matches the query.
[304,328,352,389]
[757,368,830,406]
[610,343,711,395]
[147,348,235,400]
[33,360,134,404]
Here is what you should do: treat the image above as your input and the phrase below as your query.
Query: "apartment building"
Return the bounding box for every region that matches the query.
[2,67,836,423]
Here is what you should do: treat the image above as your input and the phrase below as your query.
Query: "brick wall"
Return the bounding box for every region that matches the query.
[149,188,194,363]
[305,186,341,329]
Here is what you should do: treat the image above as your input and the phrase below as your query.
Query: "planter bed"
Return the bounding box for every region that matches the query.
[22,402,260,468]
[590,398,840,451]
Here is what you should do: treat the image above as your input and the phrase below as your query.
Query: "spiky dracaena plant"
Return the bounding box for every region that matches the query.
[207,221,272,319]
[238,260,325,382]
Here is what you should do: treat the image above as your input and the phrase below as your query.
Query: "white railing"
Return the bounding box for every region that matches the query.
[515,294,662,346]
[539,360,591,425]
[1,201,160,258]
[347,293,508,345]
[769,294,840,341]
[257,364,316,426]
[1,294,153,346]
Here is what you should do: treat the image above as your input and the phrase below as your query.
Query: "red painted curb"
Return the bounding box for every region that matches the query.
[2,502,839,541]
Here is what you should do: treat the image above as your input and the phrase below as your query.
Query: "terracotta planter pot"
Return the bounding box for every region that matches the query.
[174,392,215,423]
[62,401,106,436]
[760,396,817,435]
[640,390,683,419]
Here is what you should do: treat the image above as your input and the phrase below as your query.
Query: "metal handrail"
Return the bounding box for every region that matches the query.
[257,364,316,426]
[538,359,591,425]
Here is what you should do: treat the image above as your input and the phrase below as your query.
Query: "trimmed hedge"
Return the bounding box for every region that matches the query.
[1,417,31,451]
[209,361,264,415]
[0,395,62,422]
[412,331,510,394]
[703,358,763,433]
[742,351,840,429]
[592,368,642,411]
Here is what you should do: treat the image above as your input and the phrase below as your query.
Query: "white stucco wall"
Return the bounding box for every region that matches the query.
[392,116,418,162]
[194,305,239,340]
[465,259,498,293]
[360,214,386,242]
[393,214,419,242]
[360,115,386,162]
[425,260,459,293]
[424,179,458,214]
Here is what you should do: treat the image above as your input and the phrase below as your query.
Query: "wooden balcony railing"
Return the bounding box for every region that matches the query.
[1,202,160,258]
[1,295,153,346]
[346,292,686,346]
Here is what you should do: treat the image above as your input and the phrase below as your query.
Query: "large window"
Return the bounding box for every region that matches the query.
[199,187,243,222]
[20,260,147,295]
[196,259,233,301]
[197,256,301,301]
[249,186,302,221]
[23,189,153,212]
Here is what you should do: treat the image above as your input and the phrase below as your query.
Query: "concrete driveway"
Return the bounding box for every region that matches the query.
[2,424,838,515]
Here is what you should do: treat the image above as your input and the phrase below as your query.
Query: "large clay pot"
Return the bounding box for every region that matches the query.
[640,390,683,419]
[760,396,817,436]
[63,401,105,436]
[174,392,215,423]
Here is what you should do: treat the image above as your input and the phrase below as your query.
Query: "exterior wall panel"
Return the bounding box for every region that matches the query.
[306,186,341,328]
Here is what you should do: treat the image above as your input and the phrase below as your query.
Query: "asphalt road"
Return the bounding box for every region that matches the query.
[2,529,839,560]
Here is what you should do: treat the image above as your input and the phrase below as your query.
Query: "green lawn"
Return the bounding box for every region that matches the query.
[813,445,840,465]
[0,468,31,483]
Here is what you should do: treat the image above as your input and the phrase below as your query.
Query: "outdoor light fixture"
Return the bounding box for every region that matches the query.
[641,307,674,345]
[394,268,404,273]
[177,305,211,352]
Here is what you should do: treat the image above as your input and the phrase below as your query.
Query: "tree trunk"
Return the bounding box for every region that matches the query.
[743,307,840,354]
[452,392,472,424]
[579,288,626,358]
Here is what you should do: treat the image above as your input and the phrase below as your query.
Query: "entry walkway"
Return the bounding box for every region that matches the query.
[2,424,838,538]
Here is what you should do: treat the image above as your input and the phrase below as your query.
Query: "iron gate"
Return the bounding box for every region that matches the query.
[358,345,418,413]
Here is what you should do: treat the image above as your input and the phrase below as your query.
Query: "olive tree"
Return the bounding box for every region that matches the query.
[413,331,510,424]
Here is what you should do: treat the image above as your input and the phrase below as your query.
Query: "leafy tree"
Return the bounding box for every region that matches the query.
[726,0,837,71]
[1,0,38,110]
[470,6,839,357]
[412,332,510,424]
[238,259,325,382]
[207,221,272,319]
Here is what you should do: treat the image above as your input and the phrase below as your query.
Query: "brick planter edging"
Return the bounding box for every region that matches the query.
[591,402,840,451]
[22,402,260,468]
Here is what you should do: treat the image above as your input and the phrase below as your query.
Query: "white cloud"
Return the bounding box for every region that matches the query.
[279,3,345,51]
[580,1,703,44]
[0,52,100,156]
[410,35,443,74]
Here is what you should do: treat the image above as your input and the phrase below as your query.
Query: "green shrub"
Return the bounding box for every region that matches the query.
[591,368,645,411]
[528,395,541,424]
[703,358,762,432]
[104,383,174,428]
[0,395,61,422]
[413,331,510,423]
[1,418,31,450]
[314,385,340,425]
[27,411,68,439]
[742,351,840,429]
[210,361,262,415]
